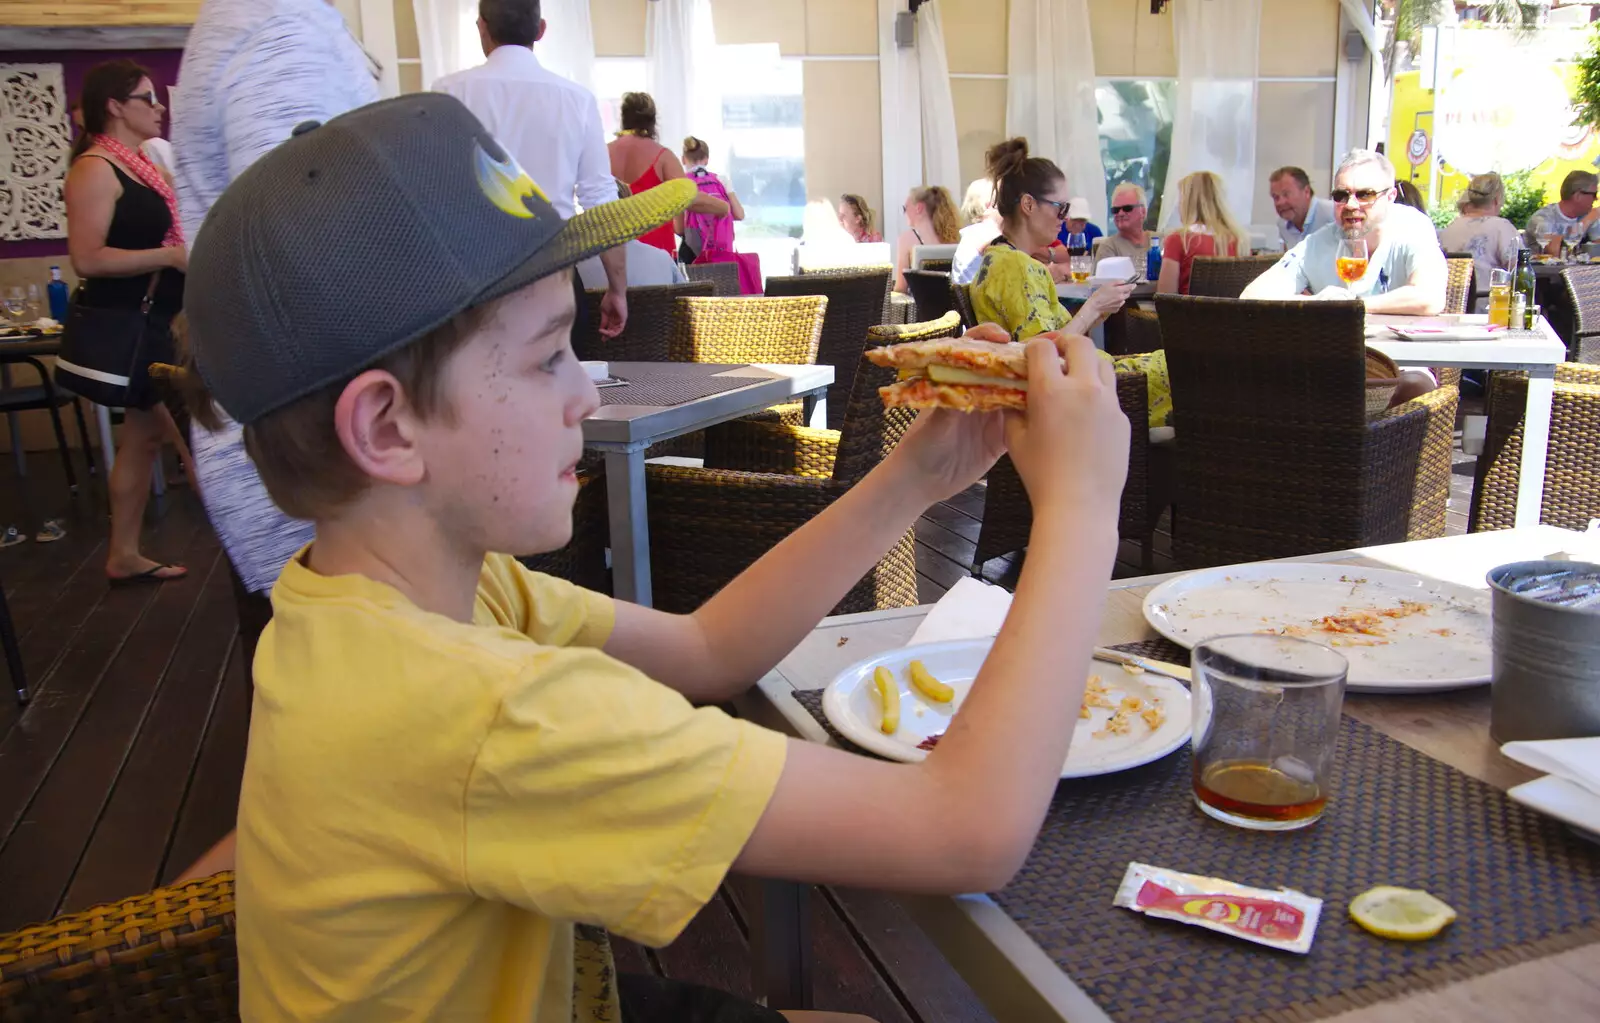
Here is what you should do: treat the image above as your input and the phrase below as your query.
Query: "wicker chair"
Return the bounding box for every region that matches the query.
[684,261,742,297]
[643,313,964,615]
[1444,256,1474,315]
[1154,295,1460,568]
[0,873,239,1019]
[1103,306,1163,356]
[972,371,1159,573]
[669,294,825,365]
[1561,264,1600,364]
[1468,364,1600,532]
[764,270,892,430]
[1186,255,1281,298]
[903,269,957,324]
[951,282,977,328]
[918,258,954,274]
[572,281,713,362]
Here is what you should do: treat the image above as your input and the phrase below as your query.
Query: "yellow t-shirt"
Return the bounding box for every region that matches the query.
[237,551,788,1022]
[969,241,1173,429]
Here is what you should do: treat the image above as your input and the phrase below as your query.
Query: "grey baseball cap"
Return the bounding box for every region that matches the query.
[185,93,696,425]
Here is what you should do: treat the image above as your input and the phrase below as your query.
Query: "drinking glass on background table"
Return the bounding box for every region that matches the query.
[3,287,28,325]
[1563,223,1585,262]
[1534,228,1557,257]
[1487,268,1512,327]
[1066,232,1091,284]
[1335,238,1368,285]
[1191,635,1348,831]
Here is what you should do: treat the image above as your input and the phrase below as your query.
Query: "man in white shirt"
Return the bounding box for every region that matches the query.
[1243,149,1446,316]
[434,0,627,336]
[1269,166,1336,250]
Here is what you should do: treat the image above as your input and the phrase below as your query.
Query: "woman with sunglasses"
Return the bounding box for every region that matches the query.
[63,59,192,585]
[969,138,1171,428]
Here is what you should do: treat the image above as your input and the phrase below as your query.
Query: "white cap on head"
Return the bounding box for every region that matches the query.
[1066,197,1092,220]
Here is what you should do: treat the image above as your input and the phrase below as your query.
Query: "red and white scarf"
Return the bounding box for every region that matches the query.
[90,133,185,249]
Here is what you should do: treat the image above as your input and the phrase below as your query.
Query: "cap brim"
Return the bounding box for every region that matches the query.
[475,177,699,305]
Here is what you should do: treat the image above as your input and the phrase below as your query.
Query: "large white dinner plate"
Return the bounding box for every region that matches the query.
[821,639,1192,779]
[1142,563,1492,694]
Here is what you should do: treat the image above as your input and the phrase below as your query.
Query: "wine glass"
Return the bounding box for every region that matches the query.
[1534,228,1557,257]
[1564,222,1586,263]
[1066,231,1091,284]
[1335,238,1369,286]
[23,284,41,322]
[3,287,27,326]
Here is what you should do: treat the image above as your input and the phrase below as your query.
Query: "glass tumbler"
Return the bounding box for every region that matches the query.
[1191,635,1348,831]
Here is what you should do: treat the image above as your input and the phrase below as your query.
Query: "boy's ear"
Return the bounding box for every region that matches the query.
[333,370,427,488]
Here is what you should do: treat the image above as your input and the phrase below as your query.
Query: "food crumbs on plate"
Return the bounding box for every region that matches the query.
[1120,661,1145,675]
[836,636,849,647]
[1141,706,1165,730]
[1113,862,1323,954]
[1121,696,1143,711]
[1431,628,1454,637]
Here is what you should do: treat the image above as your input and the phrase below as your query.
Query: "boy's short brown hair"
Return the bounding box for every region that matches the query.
[173,304,487,521]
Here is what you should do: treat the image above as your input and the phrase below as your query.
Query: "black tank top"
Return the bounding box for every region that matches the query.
[76,156,185,317]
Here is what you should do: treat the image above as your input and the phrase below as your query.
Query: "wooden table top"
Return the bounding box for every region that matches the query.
[753,525,1600,1023]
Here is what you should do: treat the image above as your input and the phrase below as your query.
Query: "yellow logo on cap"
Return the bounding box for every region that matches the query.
[474,142,548,218]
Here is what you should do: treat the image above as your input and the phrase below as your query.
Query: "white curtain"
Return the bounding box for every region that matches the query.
[1160,0,1261,232]
[412,0,480,89]
[1005,0,1104,224]
[536,0,597,93]
[916,2,960,198]
[646,0,722,159]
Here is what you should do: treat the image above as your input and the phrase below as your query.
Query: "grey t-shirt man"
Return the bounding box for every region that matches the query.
[1523,202,1600,248]
[1269,202,1445,300]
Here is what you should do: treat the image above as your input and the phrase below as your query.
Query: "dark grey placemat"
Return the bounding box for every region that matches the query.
[597,364,758,407]
[790,640,1600,1023]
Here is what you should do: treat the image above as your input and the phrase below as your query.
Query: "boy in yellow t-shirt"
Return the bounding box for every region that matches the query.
[178,94,1131,1023]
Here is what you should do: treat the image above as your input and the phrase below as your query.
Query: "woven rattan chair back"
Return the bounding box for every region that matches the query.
[832,312,962,487]
[0,872,238,1019]
[1186,255,1282,298]
[903,269,957,324]
[917,258,954,274]
[1563,264,1600,363]
[669,294,826,365]
[573,281,713,362]
[1103,306,1163,356]
[684,261,742,297]
[951,282,977,328]
[1154,295,1433,567]
[1444,256,1474,314]
[764,270,892,428]
[1469,363,1600,531]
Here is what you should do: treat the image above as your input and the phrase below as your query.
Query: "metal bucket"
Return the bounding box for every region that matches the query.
[1488,561,1600,743]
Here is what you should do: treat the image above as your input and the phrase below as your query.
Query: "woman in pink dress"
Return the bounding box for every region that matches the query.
[1156,171,1246,295]
[837,194,882,243]
[606,92,727,254]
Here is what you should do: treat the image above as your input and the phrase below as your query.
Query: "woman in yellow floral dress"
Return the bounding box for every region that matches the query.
[969,138,1172,428]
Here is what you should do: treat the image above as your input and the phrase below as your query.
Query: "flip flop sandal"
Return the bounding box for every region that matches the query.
[0,526,22,550]
[108,563,186,587]
[34,519,65,543]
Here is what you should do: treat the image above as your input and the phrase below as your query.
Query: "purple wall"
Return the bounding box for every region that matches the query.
[1,49,183,260]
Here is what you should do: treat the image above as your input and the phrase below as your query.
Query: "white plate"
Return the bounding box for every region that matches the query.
[821,639,1193,779]
[1507,775,1600,845]
[1142,564,1492,693]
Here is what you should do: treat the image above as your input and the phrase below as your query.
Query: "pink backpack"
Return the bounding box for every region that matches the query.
[684,168,736,256]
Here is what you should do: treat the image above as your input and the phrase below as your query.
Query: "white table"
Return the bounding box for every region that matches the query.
[742,526,1593,1022]
[1365,313,1567,529]
[582,362,832,607]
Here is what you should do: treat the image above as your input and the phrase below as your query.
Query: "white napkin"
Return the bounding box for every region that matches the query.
[1549,519,1600,564]
[1502,737,1600,798]
[1092,256,1135,281]
[908,576,1013,647]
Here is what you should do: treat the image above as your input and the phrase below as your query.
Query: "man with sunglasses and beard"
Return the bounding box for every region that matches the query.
[1243,149,1445,316]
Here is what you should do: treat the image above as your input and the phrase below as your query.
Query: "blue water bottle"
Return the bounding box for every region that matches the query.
[1145,239,1162,283]
[46,266,69,321]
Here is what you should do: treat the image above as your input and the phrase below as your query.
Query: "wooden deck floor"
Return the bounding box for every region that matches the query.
[0,444,1478,1019]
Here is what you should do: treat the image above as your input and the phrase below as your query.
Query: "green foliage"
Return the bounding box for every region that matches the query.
[1574,24,1600,133]
[1500,171,1548,230]
[1430,171,1546,232]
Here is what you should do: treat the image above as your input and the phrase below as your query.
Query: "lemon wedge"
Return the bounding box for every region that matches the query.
[1349,886,1457,941]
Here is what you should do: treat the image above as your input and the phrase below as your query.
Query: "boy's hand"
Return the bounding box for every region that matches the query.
[1004,333,1129,514]
[886,406,1006,506]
